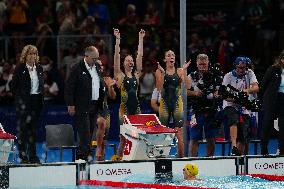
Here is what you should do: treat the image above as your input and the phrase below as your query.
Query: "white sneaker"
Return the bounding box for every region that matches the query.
[75,159,86,163]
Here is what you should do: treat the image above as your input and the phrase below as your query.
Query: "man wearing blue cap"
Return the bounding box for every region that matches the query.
[222,56,259,155]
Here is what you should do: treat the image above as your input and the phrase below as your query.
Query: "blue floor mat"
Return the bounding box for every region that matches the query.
[7,139,279,163]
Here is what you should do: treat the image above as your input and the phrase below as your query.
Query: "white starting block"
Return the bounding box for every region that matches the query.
[120,114,177,160]
[0,123,16,164]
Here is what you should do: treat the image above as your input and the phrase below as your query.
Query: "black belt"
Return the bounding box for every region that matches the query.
[91,100,99,105]
[30,94,41,97]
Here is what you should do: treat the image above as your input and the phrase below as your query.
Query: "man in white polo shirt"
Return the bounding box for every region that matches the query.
[222,56,259,155]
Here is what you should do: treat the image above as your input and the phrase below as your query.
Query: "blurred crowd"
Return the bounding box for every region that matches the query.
[0,0,282,107]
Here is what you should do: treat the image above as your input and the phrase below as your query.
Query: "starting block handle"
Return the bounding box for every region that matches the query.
[0,123,5,133]
[147,144,177,148]
[145,143,177,158]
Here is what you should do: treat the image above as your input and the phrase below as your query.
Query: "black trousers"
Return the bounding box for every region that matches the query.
[75,101,100,160]
[17,94,43,160]
[261,93,284,153]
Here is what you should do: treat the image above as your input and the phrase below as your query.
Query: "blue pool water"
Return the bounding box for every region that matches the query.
[121,174,284,189]
[11,175,284,189]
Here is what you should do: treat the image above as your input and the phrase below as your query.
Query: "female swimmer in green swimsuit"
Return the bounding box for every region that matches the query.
[113,28,145,159]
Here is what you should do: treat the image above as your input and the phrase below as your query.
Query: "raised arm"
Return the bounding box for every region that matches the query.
[155,62,165,91]
[136,29,145,74]
[178,60,191,89]
[113,29,121,79]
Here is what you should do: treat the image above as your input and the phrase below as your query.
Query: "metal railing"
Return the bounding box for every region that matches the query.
[0,34,113,68]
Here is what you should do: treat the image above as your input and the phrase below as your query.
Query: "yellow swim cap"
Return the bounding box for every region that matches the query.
[184,163,199,176]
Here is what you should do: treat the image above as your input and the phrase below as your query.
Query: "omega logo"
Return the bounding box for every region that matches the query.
[254,162,284,170]
[96,168,132,176]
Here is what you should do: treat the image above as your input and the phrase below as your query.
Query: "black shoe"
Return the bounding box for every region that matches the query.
[20,156,29,164]
[29,156,41,164]
[231,146,240,156]
[261,145,268,155]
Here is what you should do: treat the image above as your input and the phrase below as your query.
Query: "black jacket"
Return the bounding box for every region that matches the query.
[10,63,44,110]
[260,65,282,118]
[64,60,106,112]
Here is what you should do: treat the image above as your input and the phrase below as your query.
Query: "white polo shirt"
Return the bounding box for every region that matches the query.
[222,69,258,112]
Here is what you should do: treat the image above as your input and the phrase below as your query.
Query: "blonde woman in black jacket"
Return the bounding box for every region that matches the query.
[11,45,44,164]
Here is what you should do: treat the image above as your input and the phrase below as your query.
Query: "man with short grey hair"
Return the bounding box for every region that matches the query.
[187,54,223,157]
[65,46,115,162]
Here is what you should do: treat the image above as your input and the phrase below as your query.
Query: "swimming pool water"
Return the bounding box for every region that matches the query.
[9,175,284,189]
[122,174,284,189]
[176,175,284,189]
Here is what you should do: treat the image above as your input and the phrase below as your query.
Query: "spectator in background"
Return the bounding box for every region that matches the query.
[74,0,88,25]
[139,62,155,113]
[163,0,178,23]
[95,38,110,70]
[11,45,44,164]
[36,5,54,26]
[56,0,76,28]
[142,1,160,25]
[0,0,7,34]
[87,0,110,34]
[160,29,179,58]
[118,4,139,49]
[7,0,29,54]
[35,23,54,59]
[79,16,97,35]
[40,56,65,104]
[260,50,284,155]
[118,4,139,26]
[187,33,207,72]
[61,43,82,80]
[43,71,59,105]
[58,13,77,59]
[147,48,159,71]
[212,28,235,74]
[0,61,14,106]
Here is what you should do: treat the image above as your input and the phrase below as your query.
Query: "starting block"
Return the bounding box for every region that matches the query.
[120,114,177,160]
[0,123,16,163]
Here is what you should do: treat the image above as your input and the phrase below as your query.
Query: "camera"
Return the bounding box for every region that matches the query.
[219,84,261,112]
[189,64,223,114]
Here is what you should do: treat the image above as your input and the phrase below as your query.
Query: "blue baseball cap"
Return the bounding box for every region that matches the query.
[235,56,247,65]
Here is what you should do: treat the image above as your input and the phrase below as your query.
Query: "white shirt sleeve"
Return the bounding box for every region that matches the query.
[222,73,231,86]
[247,69,258,84]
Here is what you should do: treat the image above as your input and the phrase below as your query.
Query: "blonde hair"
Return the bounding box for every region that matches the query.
[20,45,40,64]
[274,50,284,69]
[196,54,209,60]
